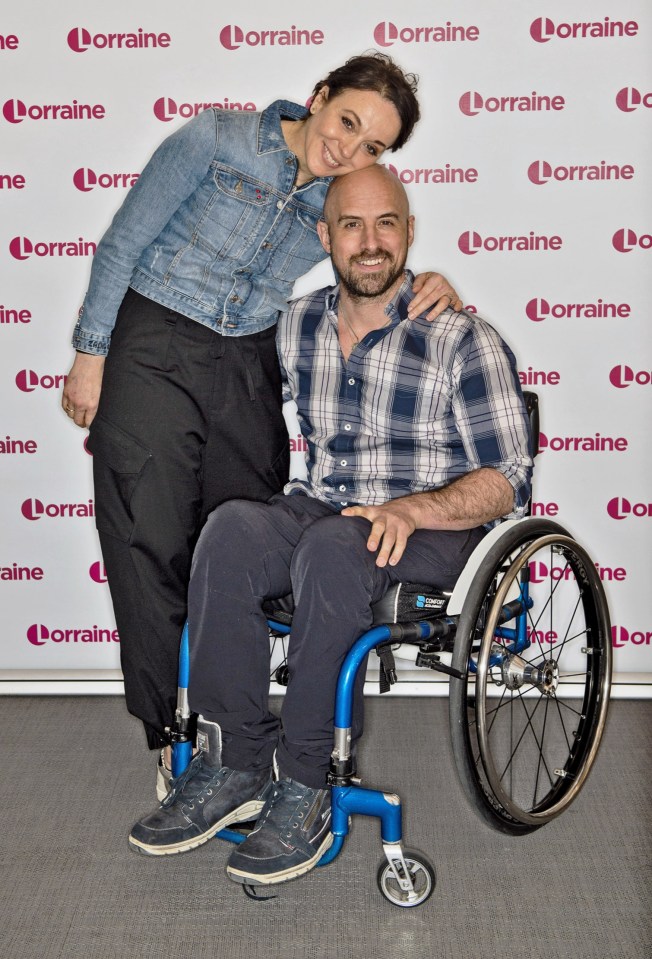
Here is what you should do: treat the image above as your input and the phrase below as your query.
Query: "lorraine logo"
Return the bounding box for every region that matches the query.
[609,365,652,388]
[459,91,564,116]
[612,626,652,648]
[9,236,96,259]
[26,624,120,645]
[73,168,139,192]
[89,561,108,583]
[538,430,627,452]
[612,228,652,252]
[530,17,638,43]
[2,98,105,123]
[152,96,256,122]
[385,161,478,185]
[527,160,634,184]
[458,230,562,254]
[67,27,171,52]
[615,87,652,112]
[218,24,324,50]
[15,369,67,392]
[20,498,95,520]
[525,298,631,321]
[606,497,652,520]
[373,21,479,47]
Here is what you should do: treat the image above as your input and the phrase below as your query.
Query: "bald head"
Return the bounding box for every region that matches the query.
[317,165,414,301]
[322,165,410,225]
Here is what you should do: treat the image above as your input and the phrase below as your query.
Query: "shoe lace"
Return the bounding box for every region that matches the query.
[162,753,226,809]
[257,779,317,832]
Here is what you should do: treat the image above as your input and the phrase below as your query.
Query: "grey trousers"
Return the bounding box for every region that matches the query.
[187,494,485,788]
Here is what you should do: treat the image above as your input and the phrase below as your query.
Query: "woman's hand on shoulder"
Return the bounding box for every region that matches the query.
[409,272,462,321]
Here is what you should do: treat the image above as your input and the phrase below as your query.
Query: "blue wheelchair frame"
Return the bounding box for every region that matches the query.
[170,569,535,905]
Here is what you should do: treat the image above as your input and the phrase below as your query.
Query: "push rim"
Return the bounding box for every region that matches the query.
[472,533,611,826]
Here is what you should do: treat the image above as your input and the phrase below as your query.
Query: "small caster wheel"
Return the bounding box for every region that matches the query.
[275,664,290,686]
[376,848,436,907]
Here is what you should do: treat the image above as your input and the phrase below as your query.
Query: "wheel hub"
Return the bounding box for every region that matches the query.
[495,650,559,695]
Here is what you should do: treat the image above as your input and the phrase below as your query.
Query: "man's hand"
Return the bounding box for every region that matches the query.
[341,498,424,567]
[409,272,462,321]
[341,470,515,568]
[61,352,106,429]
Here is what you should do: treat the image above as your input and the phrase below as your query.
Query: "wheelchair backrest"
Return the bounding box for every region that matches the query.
[522,390,539,458]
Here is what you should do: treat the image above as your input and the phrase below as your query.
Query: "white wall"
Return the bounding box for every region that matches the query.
[1,0,650,689]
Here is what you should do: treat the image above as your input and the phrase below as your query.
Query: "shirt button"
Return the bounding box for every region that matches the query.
[285,156,294,165]
[339,485,346,492]
[344,424,351,431]
[340,460,347,467]
[230,295,240,303]
[277,200,284,210]
[348,378,355,386]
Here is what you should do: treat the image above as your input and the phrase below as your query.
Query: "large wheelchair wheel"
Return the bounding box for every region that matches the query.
[449,519,612,835]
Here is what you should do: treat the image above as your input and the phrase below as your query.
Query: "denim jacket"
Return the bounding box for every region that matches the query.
[72,101,331,355]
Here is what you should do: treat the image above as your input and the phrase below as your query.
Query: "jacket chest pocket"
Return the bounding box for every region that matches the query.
[208,168,275,261]
[266,203,323,281]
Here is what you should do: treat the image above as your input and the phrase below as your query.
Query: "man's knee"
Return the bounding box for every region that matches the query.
[290,514,374,583]
[298,513,368,553]
[192,499,267,571]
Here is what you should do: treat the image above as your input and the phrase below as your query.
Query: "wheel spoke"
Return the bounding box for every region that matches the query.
[450,524,611,831]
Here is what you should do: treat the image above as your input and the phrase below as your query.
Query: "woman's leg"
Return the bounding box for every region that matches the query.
[89,291,288,748]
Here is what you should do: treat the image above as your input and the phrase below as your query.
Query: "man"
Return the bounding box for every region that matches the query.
[128,166,533,887]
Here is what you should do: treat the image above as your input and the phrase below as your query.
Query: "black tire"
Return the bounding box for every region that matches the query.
[376,848,436,907]
[449,518,612,835]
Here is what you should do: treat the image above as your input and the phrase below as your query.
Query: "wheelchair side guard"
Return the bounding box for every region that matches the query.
[446,519,522,616]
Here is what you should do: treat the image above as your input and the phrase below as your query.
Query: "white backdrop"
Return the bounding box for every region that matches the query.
[1,0,650,693]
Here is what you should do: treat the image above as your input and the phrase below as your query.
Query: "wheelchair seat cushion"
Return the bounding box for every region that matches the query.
[369,582,451,625]
[264,582,451,628]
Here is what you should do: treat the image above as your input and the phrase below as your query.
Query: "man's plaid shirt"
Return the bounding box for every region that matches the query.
[277,271,533,524]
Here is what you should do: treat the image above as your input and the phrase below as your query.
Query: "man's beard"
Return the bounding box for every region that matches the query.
[337,249,406,300]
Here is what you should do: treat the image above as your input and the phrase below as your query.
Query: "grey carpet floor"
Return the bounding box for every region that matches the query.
[0,695,649,959]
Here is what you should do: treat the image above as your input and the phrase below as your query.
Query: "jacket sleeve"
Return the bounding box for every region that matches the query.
[72,107,219,355]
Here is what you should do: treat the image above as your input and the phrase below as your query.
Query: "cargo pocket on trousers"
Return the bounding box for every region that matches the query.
[266,443,291,495]
[87,416,153,543]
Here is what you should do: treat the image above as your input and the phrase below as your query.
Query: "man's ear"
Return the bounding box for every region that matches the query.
[317,219,331,254]
[407,215,415,249]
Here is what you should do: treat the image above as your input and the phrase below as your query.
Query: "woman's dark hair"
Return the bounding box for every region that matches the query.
[310,51,420,152]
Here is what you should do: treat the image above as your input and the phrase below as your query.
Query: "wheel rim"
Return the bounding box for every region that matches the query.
[471,535,611,826]
[380,858,434,906]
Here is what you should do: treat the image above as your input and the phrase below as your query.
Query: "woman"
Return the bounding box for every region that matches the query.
[61,53,461,790]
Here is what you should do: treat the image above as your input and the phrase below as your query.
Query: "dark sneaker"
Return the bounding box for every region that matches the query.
[226,777,333,885]
[129,717,272,856]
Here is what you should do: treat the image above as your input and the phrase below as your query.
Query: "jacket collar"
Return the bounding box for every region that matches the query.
[257,99,309,155]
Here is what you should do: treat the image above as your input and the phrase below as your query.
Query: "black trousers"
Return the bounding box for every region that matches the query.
[188,495,485,788]
[87,290,289,748]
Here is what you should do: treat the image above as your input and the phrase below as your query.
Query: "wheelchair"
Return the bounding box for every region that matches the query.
[169,393,612,907]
